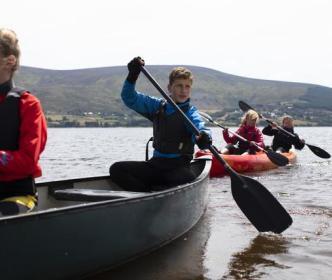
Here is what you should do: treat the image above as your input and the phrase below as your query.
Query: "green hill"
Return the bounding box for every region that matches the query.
[15,65,332,126]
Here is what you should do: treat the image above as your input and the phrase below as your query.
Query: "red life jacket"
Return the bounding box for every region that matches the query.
[0,88,36,198]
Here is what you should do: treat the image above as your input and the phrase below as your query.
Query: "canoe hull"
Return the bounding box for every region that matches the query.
[0,158,211,280]
[195,150,296,177]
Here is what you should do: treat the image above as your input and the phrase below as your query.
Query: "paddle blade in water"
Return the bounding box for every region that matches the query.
[307,144,331,159]
[266,150,289,166]
[230,173,293,233]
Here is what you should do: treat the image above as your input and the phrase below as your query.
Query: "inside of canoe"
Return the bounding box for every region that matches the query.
[52,188,146,202]
[34,158,208,211]
[36,176,125,211]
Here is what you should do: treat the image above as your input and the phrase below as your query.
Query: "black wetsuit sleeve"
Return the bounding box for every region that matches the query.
[262,125,277,136]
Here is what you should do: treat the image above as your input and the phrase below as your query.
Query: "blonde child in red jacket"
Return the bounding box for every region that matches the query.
[0,28,47,216]
[221,109,264,155]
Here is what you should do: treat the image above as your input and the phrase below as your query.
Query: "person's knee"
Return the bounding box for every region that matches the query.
[222,144,234,154]
[109,162,125,176]
[276,147,287,153]
[220,148,229,154]
[109,162,128,187]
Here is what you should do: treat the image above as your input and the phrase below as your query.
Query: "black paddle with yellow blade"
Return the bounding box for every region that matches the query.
[199,111,289,166]
[239,101,331,159]
[140,65,292,233]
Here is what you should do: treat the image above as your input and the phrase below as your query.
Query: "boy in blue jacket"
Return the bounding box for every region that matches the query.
[109,57,211,192]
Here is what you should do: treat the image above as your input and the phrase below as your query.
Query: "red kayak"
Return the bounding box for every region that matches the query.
[195,150,297,177]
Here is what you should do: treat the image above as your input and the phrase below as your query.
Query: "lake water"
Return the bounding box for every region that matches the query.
[38,127,332,280]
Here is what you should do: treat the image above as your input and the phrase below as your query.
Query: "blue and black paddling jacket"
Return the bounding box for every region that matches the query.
[121,80,210,159]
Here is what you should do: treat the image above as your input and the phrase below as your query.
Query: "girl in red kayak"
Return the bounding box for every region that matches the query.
[221,109,265,155]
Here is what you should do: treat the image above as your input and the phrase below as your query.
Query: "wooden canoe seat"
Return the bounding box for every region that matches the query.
[53,188,147,202]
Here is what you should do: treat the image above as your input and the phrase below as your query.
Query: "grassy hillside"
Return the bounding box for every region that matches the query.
[15,65,332,126]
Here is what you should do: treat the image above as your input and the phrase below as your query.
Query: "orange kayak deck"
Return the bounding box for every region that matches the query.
[195,150,297,177]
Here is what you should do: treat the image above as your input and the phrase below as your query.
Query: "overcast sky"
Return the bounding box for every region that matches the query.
[3,0,332,87]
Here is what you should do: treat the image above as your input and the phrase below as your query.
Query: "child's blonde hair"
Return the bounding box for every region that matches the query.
[241,109,259,125]
[0,28,20,74]
[168,67,193,86]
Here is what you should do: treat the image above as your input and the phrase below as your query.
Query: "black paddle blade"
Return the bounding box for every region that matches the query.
[266,150,289,166]
[238,100,253,112]
[307,144,331,159]
[230,173,292,233]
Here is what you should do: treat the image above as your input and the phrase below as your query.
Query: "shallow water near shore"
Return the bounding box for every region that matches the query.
[39,127,332,280]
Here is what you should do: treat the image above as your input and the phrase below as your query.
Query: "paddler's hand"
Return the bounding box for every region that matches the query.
[249,141,256,147]
[196,131,212,150]
[270,122,277,128]
[127,56,145,84]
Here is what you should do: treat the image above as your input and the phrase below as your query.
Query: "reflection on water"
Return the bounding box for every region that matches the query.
[90,212,211,280]
[222,234,290,280]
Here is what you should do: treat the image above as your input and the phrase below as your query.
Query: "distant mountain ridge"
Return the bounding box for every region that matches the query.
[15,65,332,126]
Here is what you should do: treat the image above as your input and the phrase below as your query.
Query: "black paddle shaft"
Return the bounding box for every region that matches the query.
[140,66,293,233]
